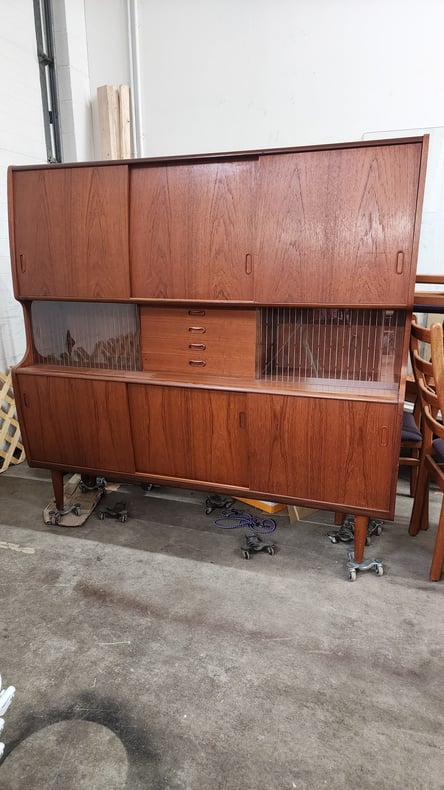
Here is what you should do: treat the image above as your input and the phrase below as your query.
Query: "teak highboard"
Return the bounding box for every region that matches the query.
[8,137,428,576]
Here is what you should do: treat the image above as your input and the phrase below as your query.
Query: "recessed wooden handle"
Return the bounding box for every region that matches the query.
[245,253,253,275]
[396,251,404,274]
[189,359,206,366]
[19,253,26,273]
[188,309,206,316]
[239,411,246,429]
[188,343,206,350]
[188,326,206,333]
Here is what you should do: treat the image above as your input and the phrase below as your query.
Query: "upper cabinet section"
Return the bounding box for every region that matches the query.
[10,165,130,299]
[130,158,256,301]
[255,142,424,306]
[9,138,426,306]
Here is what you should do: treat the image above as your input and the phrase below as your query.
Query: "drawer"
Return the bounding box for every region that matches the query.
[140,306,257,377]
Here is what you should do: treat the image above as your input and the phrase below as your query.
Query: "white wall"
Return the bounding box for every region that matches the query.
[84,0,444,156]
[53,0,94,162]
[0,1,47,371]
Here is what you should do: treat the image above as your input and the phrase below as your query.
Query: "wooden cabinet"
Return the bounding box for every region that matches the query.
[255,144,422,306]
[15,374,135,474]
[248,394,398,516]
[10,165,130,299]
[8,136,428,569]
[128,385,249,488]
[130,159,256,300]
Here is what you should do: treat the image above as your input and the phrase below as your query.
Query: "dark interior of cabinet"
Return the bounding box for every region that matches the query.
[31,301,141,370]
[257,307,406,386]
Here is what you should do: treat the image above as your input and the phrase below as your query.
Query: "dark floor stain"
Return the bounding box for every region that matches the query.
[3,692,162,788]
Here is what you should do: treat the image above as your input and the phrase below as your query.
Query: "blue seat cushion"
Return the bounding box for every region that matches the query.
[433,438,444,462]
[401,411,422,442]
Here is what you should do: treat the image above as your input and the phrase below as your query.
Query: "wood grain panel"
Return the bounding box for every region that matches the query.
[12,166,130,298]
[248,393,398,514]
[128,384,249,486]
[15,374,135,473]
[140,306,257,377]
[130,160,255,300]
[255,143,422,306]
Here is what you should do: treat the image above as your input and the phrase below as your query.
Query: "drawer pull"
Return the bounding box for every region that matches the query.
[189,343,206,350]
[396,251,404,274]
[188,326,206,333]
[19,253,26,273]
[245,253,253,275]
[188,309,206,316]
[189,359,206,367]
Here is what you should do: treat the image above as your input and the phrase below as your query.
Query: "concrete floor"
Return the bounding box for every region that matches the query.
[0,463,443,790]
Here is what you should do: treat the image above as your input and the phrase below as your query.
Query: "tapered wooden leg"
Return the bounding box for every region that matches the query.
[353,515,368,564]
[334,511,344,526]
[51,469,64,511]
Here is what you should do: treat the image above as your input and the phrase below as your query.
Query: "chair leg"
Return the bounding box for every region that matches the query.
[410,463,419,498]
[429,499,444,581]
[334,512,344,526]
[420,485,430,532]
[408,462,430,536]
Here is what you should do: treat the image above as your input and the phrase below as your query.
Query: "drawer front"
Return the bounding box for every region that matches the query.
[140,306,257,377]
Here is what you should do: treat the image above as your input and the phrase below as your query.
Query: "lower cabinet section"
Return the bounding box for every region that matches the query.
[248,393,397,513]
[15,374,136,474]
[128,384,249,487]
[13,373,399,517]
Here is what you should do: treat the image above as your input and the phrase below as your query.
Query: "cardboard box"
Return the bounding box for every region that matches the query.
[234,497,287,514]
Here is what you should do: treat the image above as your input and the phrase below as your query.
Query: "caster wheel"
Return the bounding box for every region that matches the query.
[98,512,105,521]
[375,564,384,576]
[348,568,357,582]
[73,506,81,516]
[375,526,383,536]
[365,536,371,546]
[267,546,275,555]
[142,483,153,491]
[242,550,250,560]
[119,515,127,523]
[328,535,339,544]
[205,507,213,515]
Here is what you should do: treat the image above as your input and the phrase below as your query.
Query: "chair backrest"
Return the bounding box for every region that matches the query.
[410,317,444,450]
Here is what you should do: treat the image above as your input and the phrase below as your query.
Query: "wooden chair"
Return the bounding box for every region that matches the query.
[408,318,444,580]
[399,378,423,496]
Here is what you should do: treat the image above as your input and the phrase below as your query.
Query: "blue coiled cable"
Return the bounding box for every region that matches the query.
[213,508,276,534]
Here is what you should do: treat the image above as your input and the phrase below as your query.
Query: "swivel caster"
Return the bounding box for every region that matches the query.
[48,503,81,525]
[346,550,384,581]
[205,494,234,515]
[240,534,275,559]
[98,501,128,523]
